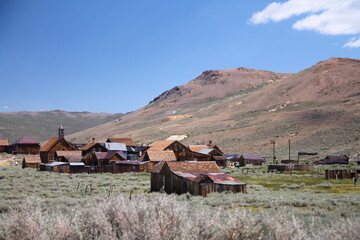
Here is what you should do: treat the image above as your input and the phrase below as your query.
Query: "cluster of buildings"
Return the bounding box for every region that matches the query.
[1,126,247,196]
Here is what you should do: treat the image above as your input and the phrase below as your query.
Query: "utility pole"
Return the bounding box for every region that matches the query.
[288,139,291,161]
[270,140,276,164]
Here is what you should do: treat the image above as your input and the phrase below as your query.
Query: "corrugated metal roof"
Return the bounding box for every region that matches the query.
[41,162,68,167]
[11,137,39,145]
[198,148,213,154]
[69,162,85,166]
[103,143,127,151]
[173,171,246,185]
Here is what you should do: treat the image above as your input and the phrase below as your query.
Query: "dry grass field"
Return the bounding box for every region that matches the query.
[0,156,359,239]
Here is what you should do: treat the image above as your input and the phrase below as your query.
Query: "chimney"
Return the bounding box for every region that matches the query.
[208,140,212,146]
[92,137,96,143]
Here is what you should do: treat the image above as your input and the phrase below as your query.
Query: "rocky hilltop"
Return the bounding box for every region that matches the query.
[69,58,360,159]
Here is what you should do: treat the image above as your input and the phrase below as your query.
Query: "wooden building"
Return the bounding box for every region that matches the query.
[151,161,247,196]
[197,148,227,167]
[8,137,40,154]
[39,126,75,163]
[149,140,210,161]
[0,139,9,153]
[91,151,126,166]
[239,154,265,166]
[113,161,149,173]
[142,150,177,171]
[314,155,349,164]
[325,169,359,180]
[188,142,224,154]
[39,162,88,173]
[22,155,41,169]
[79,138,107,156]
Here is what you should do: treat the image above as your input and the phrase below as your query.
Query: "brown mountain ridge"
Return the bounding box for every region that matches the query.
[68,57,360,159]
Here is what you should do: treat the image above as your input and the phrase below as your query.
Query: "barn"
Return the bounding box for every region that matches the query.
[151,161,246,196]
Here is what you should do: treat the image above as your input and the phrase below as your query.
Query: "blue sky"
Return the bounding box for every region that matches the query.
[1,0,359,113]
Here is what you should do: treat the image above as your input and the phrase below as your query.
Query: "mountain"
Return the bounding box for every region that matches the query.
[0,110,124,142]
[68,58,360,159]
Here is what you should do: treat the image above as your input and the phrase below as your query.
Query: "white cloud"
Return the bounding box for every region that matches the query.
[250,0,360,47]
[344,36,360,48]
[3,106,8,109]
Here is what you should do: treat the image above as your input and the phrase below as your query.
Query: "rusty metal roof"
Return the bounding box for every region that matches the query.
[11,137,39,145]
[55,151,82,162]
[166,161,221,173]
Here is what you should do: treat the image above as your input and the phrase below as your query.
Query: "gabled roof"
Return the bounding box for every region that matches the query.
[241,154,264,160]
[325,155,349,160]
[80,142,106,151]
[23,155,41,164]
[188,145,224,154]
[106,138,136,147]
[146,150,177,162]
[148,140,176,151]
[166,161,221,173]
[40,137,74,152]
[0,140,9,146]
[103,142,127,151]
[94,151,126,160]
[175,172,246,185]
[55,151,82,162]
[11,137,39,145]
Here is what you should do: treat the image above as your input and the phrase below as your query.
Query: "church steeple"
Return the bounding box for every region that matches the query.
[58,125,64,138]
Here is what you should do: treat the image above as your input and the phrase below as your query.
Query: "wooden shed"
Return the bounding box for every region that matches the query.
[22,155,41,169]
[9,137,40,154]
[40,126,75,163]
[314,155,349,164]
[325,169,359,180]
[143,150,177,171]
[151,161,246,196]
[239,154,265,165]
[113,161,149,173]
[39,162,88,173]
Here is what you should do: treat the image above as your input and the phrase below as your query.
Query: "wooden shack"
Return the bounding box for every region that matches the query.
[22,155,41,168]
[113,161,149,173]
[325,169,359,180]
[39,162,88,173]
[149,140,210,161]
[39,126,75,163]
[239,154,265,165]
[0,139,9,153]
[92,151,126,165]
[314,155,349,164]
[9,137,40,154]
[151,161,246,196]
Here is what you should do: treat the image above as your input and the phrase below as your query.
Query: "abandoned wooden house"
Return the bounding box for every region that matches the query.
[0,139,9,153]
[142,150,177,171]
[39,126,75,163]
[239,154,266,166]
[151,161,247,196]
[80,138,107,156]
[22,155,41,169]
[91,151,126,165]
[149,140,210,161]
[188,141,224,154]
[8,137,40,154]
[54,151,82,162]
[325,169,359,180]
[197,148,227,167]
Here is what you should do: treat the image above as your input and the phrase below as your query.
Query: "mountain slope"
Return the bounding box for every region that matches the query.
[0,110,124,142]
[68,58,360,159]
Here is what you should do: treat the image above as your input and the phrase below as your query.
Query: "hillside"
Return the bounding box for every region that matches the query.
[68,58,360,159]
[0,110,124,142]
